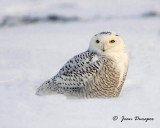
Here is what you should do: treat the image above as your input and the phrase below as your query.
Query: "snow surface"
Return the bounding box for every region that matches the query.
[0,0,160,20]
[0,0,160,128]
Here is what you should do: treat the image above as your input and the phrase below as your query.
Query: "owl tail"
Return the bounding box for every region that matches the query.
[35,79,57,96]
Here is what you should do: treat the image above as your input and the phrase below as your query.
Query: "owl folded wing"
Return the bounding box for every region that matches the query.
[52,51,104,88]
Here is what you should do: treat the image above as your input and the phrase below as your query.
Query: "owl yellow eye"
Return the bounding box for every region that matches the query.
[109,40,115,43]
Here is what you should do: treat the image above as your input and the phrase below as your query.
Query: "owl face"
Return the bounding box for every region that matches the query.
[88,32,126,55]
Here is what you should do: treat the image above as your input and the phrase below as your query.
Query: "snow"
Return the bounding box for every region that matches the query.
[0,0,160,25]
[1,0,160,17]
[0,0,160,128]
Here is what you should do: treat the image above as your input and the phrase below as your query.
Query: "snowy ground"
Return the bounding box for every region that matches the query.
[0,0,160,128]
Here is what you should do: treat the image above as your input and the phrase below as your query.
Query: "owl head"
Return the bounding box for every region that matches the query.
[88,32,127,55]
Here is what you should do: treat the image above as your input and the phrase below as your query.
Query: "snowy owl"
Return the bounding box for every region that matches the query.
[36,32,128,98]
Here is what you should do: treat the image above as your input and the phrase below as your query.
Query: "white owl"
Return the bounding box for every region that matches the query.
[36,32,128,98]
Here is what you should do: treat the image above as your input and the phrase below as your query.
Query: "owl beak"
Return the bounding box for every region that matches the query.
[102,46,106,52]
